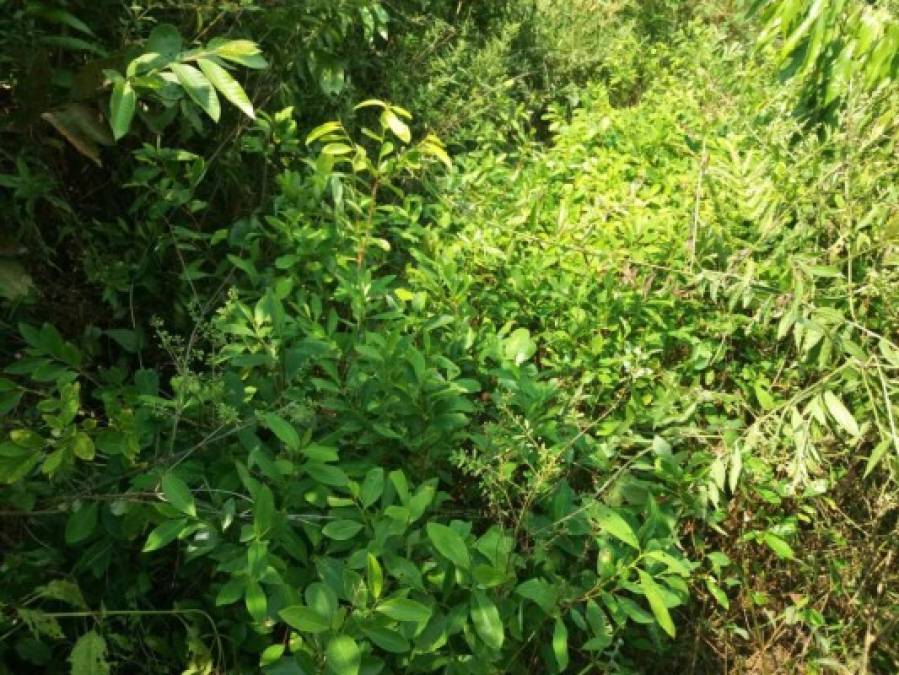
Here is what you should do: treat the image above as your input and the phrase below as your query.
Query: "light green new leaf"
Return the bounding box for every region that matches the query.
[170,63,220,121]
[595,506,640,550]
[161,473,196,517]
[426,522,470,569]
[209,39,268,69]
[470,590,504,649]
[263,412,299,451]
[109,79,136,141]
[637,569,676,637]
[142,518,187,552]
[823,391,860,436]
[326,635,361,675]
[69,630,110,675]
[382,109,411,144]
[367,553,383,600]
[376,597,432,624]
[197,58,254,118]
[552,618,569,671]
[503,328,536,365]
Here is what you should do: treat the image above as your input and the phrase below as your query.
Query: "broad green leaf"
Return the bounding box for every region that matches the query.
[109,79,136,141]
[142,518,187,552]
[552,618,569,671]
[326,635,361,675]
[170,63,220,122]
[514,578,558,612]
[305,462,348,487]
[147,24,182,56]
[65,502,98,545]
[595,506,640,550]
[376,597,432,624]
[362,625,410,653]
[161,473,196,517]
[279,605,330,633]
[367,553,383,600]
[68,630,109,675]
[637,569,676,637]
[263,413,299,451]
[322,519,364,541]
[426,522,470,569]
[470,590,504,649]
[197,58,254,118]
[823,391,860,436]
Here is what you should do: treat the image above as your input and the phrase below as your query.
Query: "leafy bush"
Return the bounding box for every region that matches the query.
[1,1,898,674]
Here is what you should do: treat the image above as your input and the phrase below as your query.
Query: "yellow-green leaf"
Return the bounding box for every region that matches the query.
[170,63,220,122]
[197,58,254,118]
[109,79,136,141]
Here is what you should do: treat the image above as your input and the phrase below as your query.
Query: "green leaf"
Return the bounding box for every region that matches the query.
[382,109,411,144]
[147,24,182,57]
[279,605,330,633]
[197,58,254,119]
[361,468,384,508]
[170,63,220,122]
[245,580,267,622]
[262,412,299,451]
[503,328,536,365]
[305,462,348,487]
[68,630,109,675]
[637,569,676,638]
[595,506,640,550]
[376,597,432,624]
[209,39,268,69]
[70,432,95,460]
[514,578,558,612]
[254,484,275,538]
[322,519,364,541]
[470,590,504,649]
[823,391,860,437]
[325,635,361,675]
[65,502,98,545]
[109,79,136,141]
[426,522,470,569]
[367,553,383,600]
[161,473,196,517]
[762,532,795,560]
[362,625,410,653]
[142,518,187,552]
[552,618,569,671]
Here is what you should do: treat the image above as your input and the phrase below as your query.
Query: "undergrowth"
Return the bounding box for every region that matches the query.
[1,1,897,673]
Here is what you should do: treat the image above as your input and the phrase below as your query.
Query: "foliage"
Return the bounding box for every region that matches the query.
[753,0,899,121]
[1,1,898,674]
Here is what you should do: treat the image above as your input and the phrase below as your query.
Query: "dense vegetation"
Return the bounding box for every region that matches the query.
[1,1,898,673]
